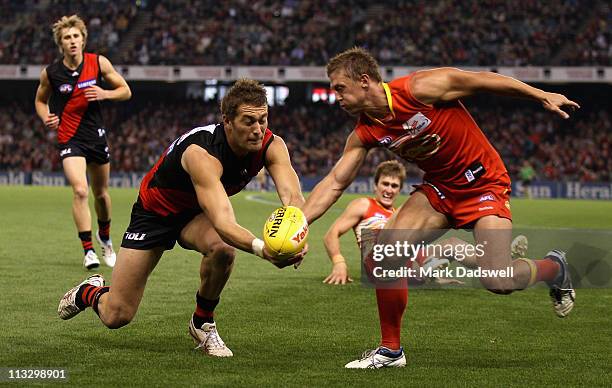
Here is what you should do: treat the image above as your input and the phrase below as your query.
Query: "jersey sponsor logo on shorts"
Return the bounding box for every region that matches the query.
[77,78,97,89]
[478,206,494,211]
[124,232,147,241]
[479,193,495,202]
[402,112,431,137]
[59,83,73,94]
[60,148,72,156]
[464,162,486,183]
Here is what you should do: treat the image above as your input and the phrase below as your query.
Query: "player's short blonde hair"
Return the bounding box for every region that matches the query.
[326,47,382,83]
[375,160,406,188]
[52,15,87,53]
[221,79,268,120]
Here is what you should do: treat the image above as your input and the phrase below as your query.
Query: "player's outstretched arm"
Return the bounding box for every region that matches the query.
[84,55,132,102]
[183,145,302,268]
[34,69,59,129]
[183,145,258,252]
[265,135,305,207]
[410,68,580,119]
[303,132,368,224]
[323,198,370,285]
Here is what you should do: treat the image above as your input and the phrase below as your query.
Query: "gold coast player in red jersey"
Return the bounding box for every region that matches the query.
[302,47,580,368]
[323,160,468,286]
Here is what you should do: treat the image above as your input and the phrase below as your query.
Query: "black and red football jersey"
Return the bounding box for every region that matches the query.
[139,124,274,217]
[46,52,106,144]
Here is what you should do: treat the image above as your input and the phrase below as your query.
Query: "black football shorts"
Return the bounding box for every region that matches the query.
[121,200,200,251]
[58,141,110,165]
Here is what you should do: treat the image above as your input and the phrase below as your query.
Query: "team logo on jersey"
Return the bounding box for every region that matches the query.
[77,78,97,89]
[402,112,431,137]
[378,136,393,146]
[59,84,73,94]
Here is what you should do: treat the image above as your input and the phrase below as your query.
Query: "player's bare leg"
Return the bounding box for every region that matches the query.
[88,162,111,223]
[179,213,235,357]
[88,162,115,267]
[97,247,163,327]
[346,191,449,369]
[473,216,529,293]
[63,156,98,269]
[473,215,575,316]
[63,157,91,231]
[58,247,164,327]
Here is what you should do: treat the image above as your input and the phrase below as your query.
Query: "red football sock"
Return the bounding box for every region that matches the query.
[534,258,560,283]
[376,278,408,351]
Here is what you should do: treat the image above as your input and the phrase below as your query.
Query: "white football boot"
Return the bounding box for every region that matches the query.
[96,231,116,267]
[189,320,233,357]
[511,235,529,259]
[345,347,406,369]
[83,250,100,270]
[58,274,105,320]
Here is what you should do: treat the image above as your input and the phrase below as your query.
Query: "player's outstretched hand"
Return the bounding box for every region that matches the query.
[263,244,308,269]
[540,92,580,119]
[84,85,108,101]
[323,262,353,285]
[44,113,59,129]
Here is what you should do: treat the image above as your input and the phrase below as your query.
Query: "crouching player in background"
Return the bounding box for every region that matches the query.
[324,160,518,286]
[58,79,306,357]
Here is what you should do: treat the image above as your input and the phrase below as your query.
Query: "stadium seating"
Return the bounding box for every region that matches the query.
[1,98,609,182]
[0,0,609,66]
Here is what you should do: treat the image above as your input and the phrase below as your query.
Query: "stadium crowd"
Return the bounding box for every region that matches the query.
[0,0,609,66]
[0,0,137,64]
[1,98,610,183]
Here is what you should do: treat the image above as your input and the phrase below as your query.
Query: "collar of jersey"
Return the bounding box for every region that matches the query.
[365,82,394,126]
[372,197,395,213]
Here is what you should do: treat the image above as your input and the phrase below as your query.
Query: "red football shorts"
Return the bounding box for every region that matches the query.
[414,181,512,228]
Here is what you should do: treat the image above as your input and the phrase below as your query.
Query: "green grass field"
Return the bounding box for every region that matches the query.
[1,186,611,387]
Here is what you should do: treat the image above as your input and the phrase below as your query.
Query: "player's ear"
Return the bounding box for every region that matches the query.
[360,73,370,89]
[222,114,232,128]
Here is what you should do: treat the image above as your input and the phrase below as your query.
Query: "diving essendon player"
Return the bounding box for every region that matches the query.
[34,15,131,270]
[302,47,580,368]
[58,79,306,358]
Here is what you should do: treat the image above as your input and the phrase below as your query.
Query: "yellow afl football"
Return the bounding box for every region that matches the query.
[263,206,308,259]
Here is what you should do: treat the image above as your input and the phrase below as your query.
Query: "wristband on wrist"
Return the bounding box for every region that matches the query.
[331,254,346,265]
[252,238,265,258]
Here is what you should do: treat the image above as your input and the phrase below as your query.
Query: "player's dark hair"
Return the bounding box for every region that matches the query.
[221,79,268,120]
[326,47,382,82]
[375,160,406,188]
[53,15,88,53]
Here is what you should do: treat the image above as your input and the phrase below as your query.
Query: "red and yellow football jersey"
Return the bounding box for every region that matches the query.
[354,75,510,193]
[353,198,394,248]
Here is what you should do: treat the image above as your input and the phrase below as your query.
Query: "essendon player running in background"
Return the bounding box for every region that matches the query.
[302,48,580,368]
[34,15,131,270]
[58,79,306,358]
